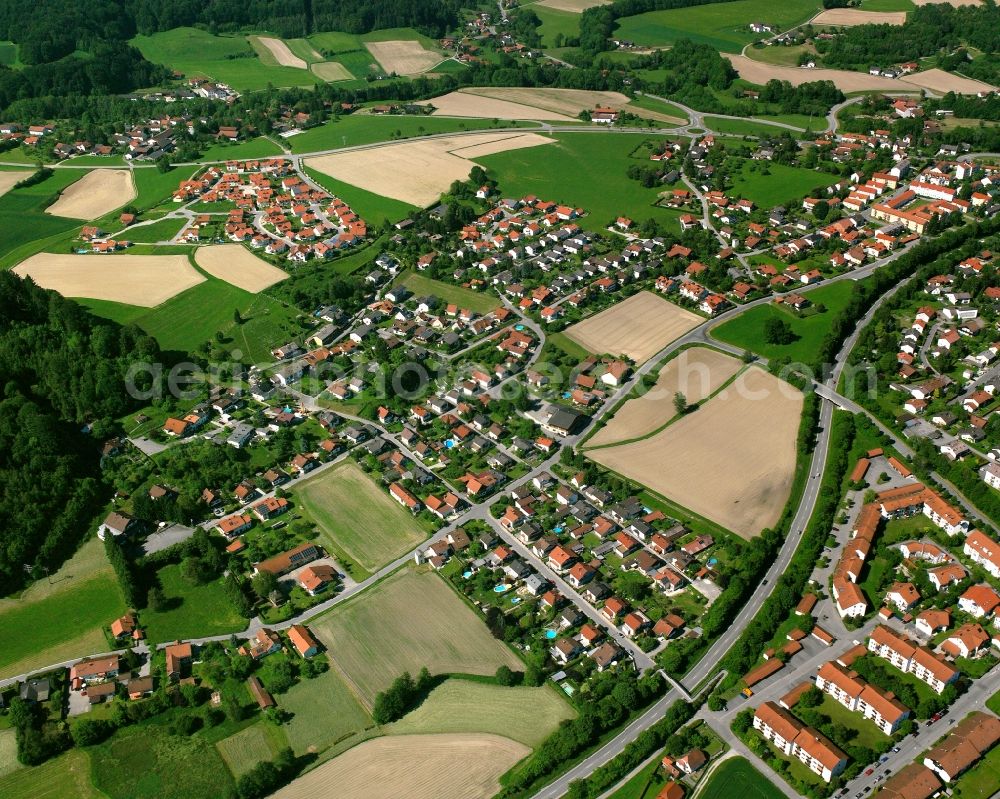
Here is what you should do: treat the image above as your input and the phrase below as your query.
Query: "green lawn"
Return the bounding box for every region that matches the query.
[952,742,1000,799]
[197,136,285,163]
[215,722,288,778]
[861,0,914,11]
[698,756,786,799]
[280,666,372,755]
[711,280,859,366]
[613,0,821,53]
[0,749,103,799]
[531,6,583,49]
[294,460,431,573]
[0,169,85,268]
[473,132,687,232]
[140,562,245,643]
[987,688,1000,715]
[131,27,318,92]
[745,43,815,67]
[729,161,840,208]
[705,116,809,138]
[400,271,500,315]
[126,216,188,242]
[815,694,890,751]
[628,94,691,125]
[303,165,415,224]
[91,724,234,799]
[606,757,666,799]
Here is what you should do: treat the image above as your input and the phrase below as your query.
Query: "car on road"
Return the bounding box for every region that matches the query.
[865,768,874,776]
[891,746,900,753]
[880,756,889,763]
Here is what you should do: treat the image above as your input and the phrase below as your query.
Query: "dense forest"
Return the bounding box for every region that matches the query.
[0,270,162,592]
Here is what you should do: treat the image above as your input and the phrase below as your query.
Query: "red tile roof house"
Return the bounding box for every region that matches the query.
[389,482,422,513]
[70,655,120,689]
[288,624,320,658]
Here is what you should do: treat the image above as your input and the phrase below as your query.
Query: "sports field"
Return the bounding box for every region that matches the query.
[385,680,574,747]
[281,667,372,754]
[613,0,820,52]
[310,568,522,706]
[564,291,702,364]
[400,272,500,315]
[0,749,103,799]
[587,348,743,447]
[294,460,430,573]
[696,756,785,799]
[589,366,803,538]
[44,169,135,220]
[271,733,529,799]
[306,132,553,207]
[13,253,205,306]
[194,244,288,293]
[0,538,125,680]
[216,723,288,777]
[730,161,840,208]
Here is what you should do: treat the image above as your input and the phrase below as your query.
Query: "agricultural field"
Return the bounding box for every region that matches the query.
[0,169,90,268]
[563,291,702,364]
[399,272,500,315]
[587,348,744,447]
[194,244,288,293]
[197,136,285,163]
[139,562,246,643]
[271,733,529,799]
[294,460,431,573]
[902,67,997,95]
[729,161,840,208]
[0,729,20,778]
[90,724,234,799]
[612,0,820,52]
[131,27,317,91]
[365,39,442,75]
[309,568,522,706]
[385,680,574,747]
[280,666,372,755]
[472,132,690,232]
[711,280,857,365]
[216,723,288,777]
[45,169,135,220]
[306,132,554,207]
[0,538,125,680]
[463,87,633,119]
[588,366,803,537]
[531,5,584,48]
[0,749,103,799]
[13,253,205,306]
[125,216,188,243]
[726,54,960,93]
[303,166,416,224]
[0,169,31,198]
[812,8,906,24]
[696,756,786,799]
[421,90,578,121]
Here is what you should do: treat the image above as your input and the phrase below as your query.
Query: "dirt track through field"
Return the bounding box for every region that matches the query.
[45,169,136,220]
[194,244,287,292]
[271,734,529,799]
[0,170,31,198]
[465,87,632,118]
[588,366,803,538]
[306,132,554,206]
[812,9,906,25]
[564,291,702,364]
[255,37,307,68]
[365,40,441,75]
[13,252,205,306]
[587,348,743,447]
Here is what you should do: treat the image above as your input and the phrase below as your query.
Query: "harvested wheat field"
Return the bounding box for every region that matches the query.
[306,132,553,206]
[901,67,997,95]
[464,87,632,118]
[587,348,743,447]
[254,36,307,68]
[271,734,528,799]
[45,169,136,220]
[564,291,701,365]
[195,244,287,292]
[420,90,577,121]
[726,55,914,92]
[366,40,441,75]
[812,9,906,25]
[13,253,205,306]
[311,61,352,81]
[624,102,686,125]
[537,0,611,10]
[589,366,803,538]
[0,170,31,198]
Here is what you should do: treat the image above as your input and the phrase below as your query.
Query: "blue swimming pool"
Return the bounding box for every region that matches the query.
[493,584,511,593]
[545,629,557,640]
[515,324,525,331]
[445,439,456,449]
[462,570,473,579]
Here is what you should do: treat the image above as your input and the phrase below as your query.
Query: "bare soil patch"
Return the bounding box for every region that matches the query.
[812,9,906,25]
[588,366,803,538]
[536,0,611,10]
[253,37,307,68]
[194,244,287,293]
[365,40,441,75]
[900,67,997,95]
[0,170,32,198]
[588,348,743,447]
[464,87,632,118]
[306,133,554,207]
[271,734,529,799]
[563,291,702,365]
[420,90,577,121]
[45,169,136,220]
[13,252,205,306]
[311,61,352,81]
